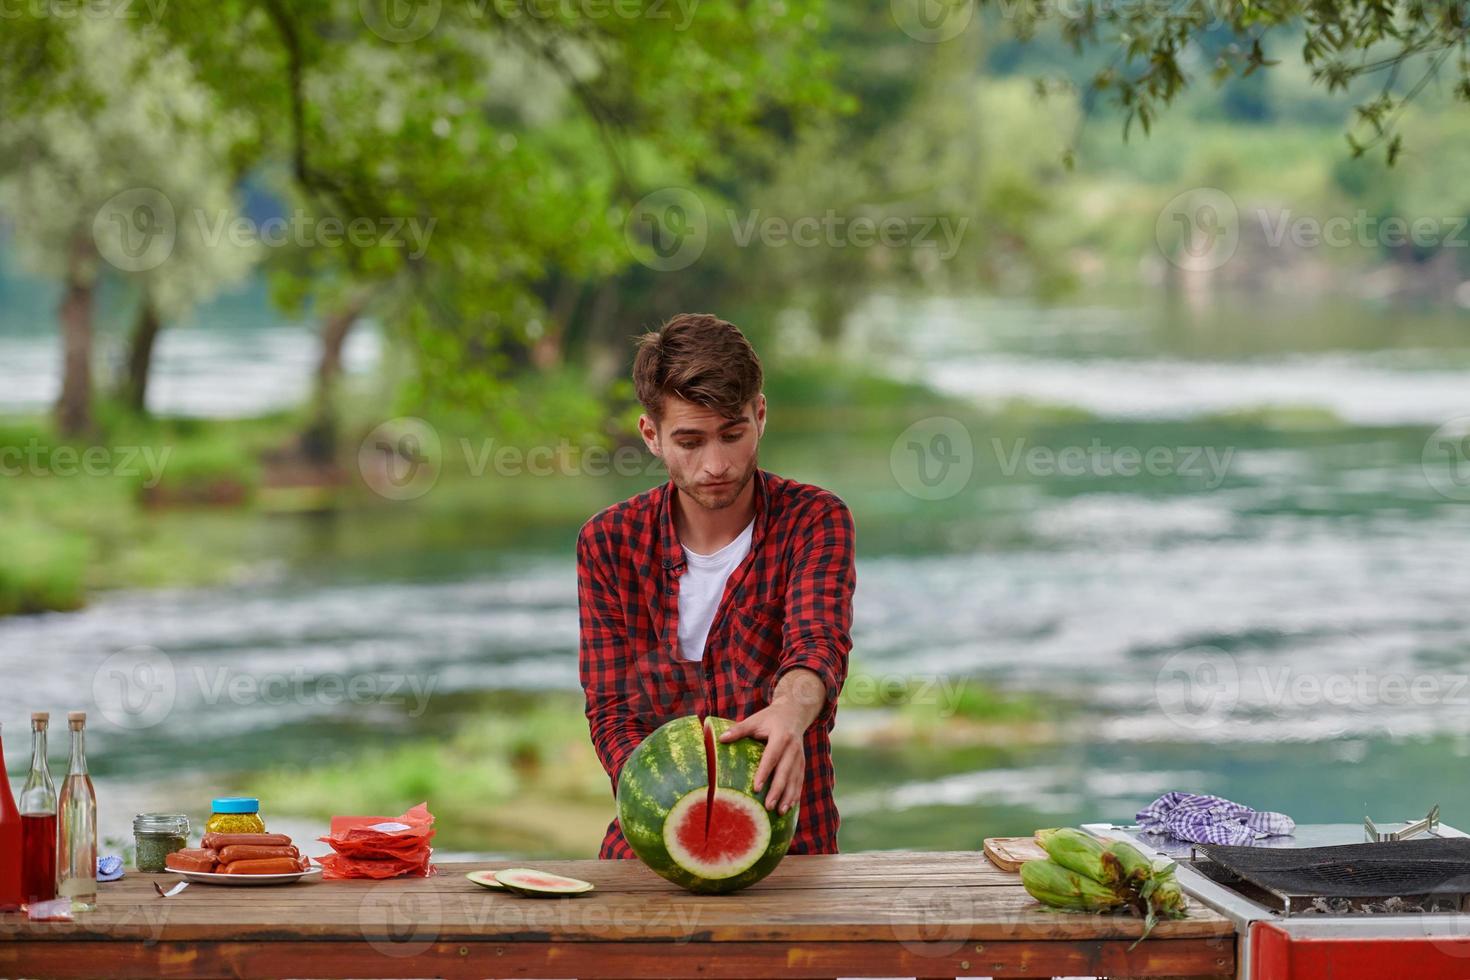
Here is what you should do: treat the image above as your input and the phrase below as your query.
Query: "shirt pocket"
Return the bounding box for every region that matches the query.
[728,599,785,699]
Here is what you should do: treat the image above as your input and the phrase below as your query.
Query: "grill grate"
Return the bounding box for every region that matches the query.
[1197,837,1470,900]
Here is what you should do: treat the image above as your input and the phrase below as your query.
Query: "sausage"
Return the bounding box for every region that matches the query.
[201,832,293,850]
[221,857,307,875]
[165,850,218,873]
[217,844,299,864]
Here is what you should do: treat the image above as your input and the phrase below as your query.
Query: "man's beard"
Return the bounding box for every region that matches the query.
[672,458,756,511]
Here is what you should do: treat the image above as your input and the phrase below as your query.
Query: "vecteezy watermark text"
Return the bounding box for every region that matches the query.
[461,438,665,479]
[0,439,171,488]
[729,210,968,260]
[886,416,1238,501]
[195,209,435,259]
[623,187,971,272]
[1157,186,1470,273]
[1155,646,1470,734]
[1257,209,1470,251]
[92,647,439,729]
[993,437,1235,489]
[93,188,436,273]
[0,0,168,21]
[358,418,679,501]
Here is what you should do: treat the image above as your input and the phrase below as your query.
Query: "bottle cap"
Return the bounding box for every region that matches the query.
[211,797,260,814]
[32,712,49,727]
[68,710,86,728]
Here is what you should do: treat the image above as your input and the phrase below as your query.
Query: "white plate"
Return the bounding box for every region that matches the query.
[170,867,322,886]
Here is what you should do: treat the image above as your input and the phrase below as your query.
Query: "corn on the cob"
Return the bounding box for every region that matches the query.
[1101,839,1154,887]
[1035,828,1112,882]
[1149,875,1187,917]
[1020,858,1129,912]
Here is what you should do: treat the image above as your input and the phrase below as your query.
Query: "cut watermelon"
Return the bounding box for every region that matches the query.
[466,870,507,890]
[494,868,595,897]
[617,714,796,894]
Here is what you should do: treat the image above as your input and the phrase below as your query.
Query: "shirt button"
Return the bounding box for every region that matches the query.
[662,558,672,569]
[666,586,676,595]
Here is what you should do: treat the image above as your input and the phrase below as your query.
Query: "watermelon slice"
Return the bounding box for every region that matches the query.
[493,868,595,898]
[465,870,507,890]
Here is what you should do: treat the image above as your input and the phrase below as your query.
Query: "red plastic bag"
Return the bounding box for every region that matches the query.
[313,802,437,879]
[315,850,434,879]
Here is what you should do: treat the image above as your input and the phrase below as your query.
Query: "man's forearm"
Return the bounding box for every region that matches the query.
[771,666,827,732]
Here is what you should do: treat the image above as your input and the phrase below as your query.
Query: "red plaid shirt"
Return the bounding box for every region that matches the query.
[577,467,855,859]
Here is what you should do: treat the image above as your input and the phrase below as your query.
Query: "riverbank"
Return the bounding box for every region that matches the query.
[0,359,967,617]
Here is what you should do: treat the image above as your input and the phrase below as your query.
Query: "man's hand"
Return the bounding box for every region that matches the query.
[717,667,826,815]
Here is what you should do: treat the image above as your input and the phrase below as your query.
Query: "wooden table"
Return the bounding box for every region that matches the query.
[0,851,1237,979]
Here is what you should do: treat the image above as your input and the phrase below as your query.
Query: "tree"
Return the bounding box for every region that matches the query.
[988,0,1470,162]
[0,17,257,431]
[136,0,845,437]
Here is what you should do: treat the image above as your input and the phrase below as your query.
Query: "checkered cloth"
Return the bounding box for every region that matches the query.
[1137,792,1295,845]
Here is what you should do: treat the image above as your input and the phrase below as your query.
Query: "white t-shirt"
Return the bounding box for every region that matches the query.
[676,517,756,662]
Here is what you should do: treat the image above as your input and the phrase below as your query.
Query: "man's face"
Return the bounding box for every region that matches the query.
[640,394,765,511]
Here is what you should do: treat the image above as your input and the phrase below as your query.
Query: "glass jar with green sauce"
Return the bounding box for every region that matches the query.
[205,797,267,835]
[133,813,190,872]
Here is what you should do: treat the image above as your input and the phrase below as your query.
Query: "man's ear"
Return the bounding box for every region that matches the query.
[754,394,766,439]
[637,413,662,457]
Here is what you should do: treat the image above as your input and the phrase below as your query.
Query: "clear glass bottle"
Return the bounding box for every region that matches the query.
[56,711,96,912]
[19,712,58,906]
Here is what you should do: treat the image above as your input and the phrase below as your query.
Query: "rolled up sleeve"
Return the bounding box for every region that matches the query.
[776,495,855,730]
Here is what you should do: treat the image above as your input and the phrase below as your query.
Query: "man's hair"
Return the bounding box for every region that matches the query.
[633,313,763,424]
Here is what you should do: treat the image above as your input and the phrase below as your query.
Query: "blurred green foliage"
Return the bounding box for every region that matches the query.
[0,518,89,616]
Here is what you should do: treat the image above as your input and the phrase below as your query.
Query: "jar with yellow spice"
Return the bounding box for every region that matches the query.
[205,797,266,835]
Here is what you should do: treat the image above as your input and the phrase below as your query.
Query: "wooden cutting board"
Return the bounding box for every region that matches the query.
[983,835,1049,872]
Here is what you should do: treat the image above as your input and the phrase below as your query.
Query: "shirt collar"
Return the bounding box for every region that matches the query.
[659,467,768,573]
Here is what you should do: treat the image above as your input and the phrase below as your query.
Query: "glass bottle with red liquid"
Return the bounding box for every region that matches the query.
[19,712,57,907]
[0,721,23,911]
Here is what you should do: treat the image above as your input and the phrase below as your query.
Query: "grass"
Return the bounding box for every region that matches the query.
[0,408,285,607]
[0,518,89,615]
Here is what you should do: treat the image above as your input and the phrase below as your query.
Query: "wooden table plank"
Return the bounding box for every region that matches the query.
[0,852,1238,979]
[3,939,1239,980]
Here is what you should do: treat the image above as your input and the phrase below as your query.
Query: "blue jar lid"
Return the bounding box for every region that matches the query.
[211,797,260,814]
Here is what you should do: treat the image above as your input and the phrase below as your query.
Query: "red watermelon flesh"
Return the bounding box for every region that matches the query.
[662,787,772,880]
[703,717,717,839]
[675,794,763,865]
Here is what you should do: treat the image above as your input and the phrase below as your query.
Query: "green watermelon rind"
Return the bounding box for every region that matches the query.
[617,715,798,895]
[466,870,508,890]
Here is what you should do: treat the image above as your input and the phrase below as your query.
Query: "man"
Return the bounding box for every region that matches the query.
[576,312,855,859]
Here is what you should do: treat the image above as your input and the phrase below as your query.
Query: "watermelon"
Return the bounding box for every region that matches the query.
[617,715,797,894]
[494,868,595,897]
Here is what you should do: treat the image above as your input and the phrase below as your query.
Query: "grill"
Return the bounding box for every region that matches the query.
[1193,837,1470,915]
[1085,820,1470,980]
